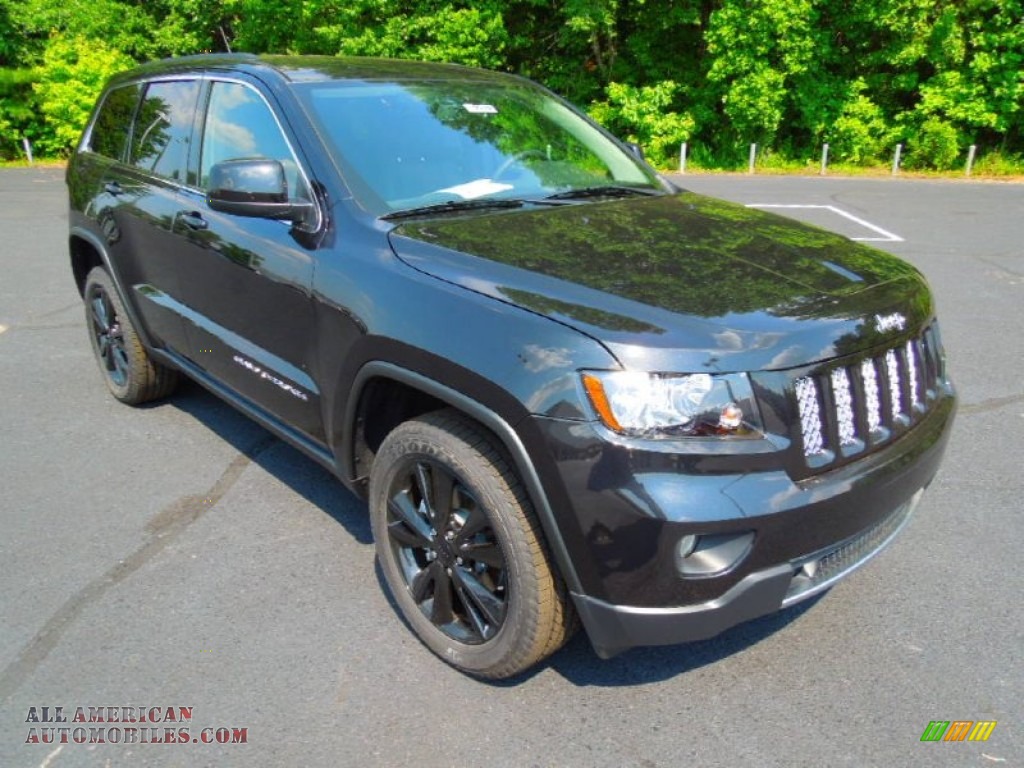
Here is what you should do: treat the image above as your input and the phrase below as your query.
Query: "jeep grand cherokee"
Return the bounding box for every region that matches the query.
[66,54,955,678]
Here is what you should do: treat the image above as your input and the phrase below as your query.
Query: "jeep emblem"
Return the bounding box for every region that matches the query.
[874,312,907,333]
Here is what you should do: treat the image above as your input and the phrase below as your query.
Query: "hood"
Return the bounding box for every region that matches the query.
[388,192,934,372]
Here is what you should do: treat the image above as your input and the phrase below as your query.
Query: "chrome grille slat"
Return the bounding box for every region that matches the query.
[885,348,902,421]
[795,377,825,456]
[830,367,857,446]
[861,358,882,433]
[906,339,921,410]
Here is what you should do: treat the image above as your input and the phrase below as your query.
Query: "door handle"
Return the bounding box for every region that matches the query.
[179,211,208,231]
[104,181,123,196]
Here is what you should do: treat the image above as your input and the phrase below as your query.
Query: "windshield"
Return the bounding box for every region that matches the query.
[295,79,661,215]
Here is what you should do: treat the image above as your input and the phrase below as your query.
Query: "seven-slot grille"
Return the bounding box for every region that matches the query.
[794,325,945,470]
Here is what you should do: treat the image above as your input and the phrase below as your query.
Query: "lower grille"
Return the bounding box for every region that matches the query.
[794,325,946,471]
[782,489,921,607]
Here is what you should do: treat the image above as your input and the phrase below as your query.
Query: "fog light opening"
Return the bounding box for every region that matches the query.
[676,534,698,560]
[675,531,756,577]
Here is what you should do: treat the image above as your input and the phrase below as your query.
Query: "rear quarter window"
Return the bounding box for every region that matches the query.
[88,84,142,161]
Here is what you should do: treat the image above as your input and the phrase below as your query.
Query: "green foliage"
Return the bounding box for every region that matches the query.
[0,67,40,159]
[704,0,826,146]
[0,0,1020,173]
[828,81,895,165]
[232,1,509,68]
[32,36,135,156]
[905,117,962,170]
[336,6,510,68]
[589,81,694,166]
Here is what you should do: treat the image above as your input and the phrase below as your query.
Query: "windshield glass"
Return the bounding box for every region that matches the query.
[295,79,660,214]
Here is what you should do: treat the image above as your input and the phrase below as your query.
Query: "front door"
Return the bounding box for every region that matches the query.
[171,79,324,444]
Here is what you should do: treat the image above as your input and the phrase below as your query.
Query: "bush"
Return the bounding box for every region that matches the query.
[0,68,40,160]
[589,80,694,168]
[905,117,961,170]
[32,35,135,156]
[828,82,893,165]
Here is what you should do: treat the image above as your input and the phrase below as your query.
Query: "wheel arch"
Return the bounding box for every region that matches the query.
[69,228,107,296]
[345,361,584,596]
[69,226,157,351]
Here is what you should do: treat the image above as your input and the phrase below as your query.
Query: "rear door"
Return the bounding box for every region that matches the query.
[81,78,201,353]
[171,78,324,443]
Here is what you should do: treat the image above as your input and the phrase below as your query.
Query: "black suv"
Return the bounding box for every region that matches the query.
[67,54,955,678]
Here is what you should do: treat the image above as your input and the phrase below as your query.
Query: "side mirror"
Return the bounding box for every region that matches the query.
[207,158,314,223]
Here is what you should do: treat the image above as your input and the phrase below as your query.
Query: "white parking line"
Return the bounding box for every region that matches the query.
[0,324,8,335]
[745,204,904,243]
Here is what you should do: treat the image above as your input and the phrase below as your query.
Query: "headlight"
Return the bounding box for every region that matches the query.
[581,371,764,438]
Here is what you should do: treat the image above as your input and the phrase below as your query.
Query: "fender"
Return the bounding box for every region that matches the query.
[346,360,585,596]
[69,224,160,353]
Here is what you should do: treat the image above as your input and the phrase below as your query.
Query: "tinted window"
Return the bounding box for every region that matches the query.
[200,81,307,198]
[89,84,142,160]
[130,80,199,182]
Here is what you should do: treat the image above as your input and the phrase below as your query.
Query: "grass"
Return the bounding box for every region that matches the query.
[0,157,67,168]
[663,152,1024,181]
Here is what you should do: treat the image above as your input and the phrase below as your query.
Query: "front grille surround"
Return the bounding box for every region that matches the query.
[791,324,947,473]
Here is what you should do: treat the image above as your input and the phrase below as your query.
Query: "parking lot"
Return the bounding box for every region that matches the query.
[1,167,1021,767]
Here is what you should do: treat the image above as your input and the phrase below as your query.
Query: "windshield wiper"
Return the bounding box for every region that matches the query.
[544,185,662,201]
[381,198,524,221]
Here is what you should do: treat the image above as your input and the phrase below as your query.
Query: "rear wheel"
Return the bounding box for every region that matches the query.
[369,410,574,678]
[83,266,178,405]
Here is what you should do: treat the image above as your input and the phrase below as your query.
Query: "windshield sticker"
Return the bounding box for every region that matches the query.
[438,179,514,200]
[463,103,498,115]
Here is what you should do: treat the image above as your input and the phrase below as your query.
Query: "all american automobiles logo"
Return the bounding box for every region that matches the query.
[24,705,248,746]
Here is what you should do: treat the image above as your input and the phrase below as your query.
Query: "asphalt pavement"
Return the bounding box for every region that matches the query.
[1,167,1020,767]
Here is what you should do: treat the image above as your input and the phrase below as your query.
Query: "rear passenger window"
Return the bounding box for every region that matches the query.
[130,80,200,182]
[200,81,308,199]
[89,84,142,160]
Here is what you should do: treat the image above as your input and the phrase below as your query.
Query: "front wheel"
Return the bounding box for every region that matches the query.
[369,410,574,678]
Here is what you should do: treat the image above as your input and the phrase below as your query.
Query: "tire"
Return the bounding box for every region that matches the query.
[370,409,575,678]
[83,266,178,405]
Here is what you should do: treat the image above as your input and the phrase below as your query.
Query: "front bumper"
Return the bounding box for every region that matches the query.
[574,489,920,658]
[529,387,954,658]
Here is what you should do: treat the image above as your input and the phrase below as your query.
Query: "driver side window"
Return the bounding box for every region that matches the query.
[200,81,308,200]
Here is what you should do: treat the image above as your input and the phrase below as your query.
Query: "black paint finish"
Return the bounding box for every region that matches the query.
[66,54,956,659]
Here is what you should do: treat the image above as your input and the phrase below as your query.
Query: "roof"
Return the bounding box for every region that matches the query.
[107,53,520,88]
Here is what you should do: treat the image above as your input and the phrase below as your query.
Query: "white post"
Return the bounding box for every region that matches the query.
[820,143,829,176]
[965,144,977,177]
[748,143,756,174]
[892,143,902,176]
[22,137,33,165]
[679,142,687,174]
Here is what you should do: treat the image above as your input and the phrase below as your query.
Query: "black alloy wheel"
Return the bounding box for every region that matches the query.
[385,457,508,644]
[88,282,129,388]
